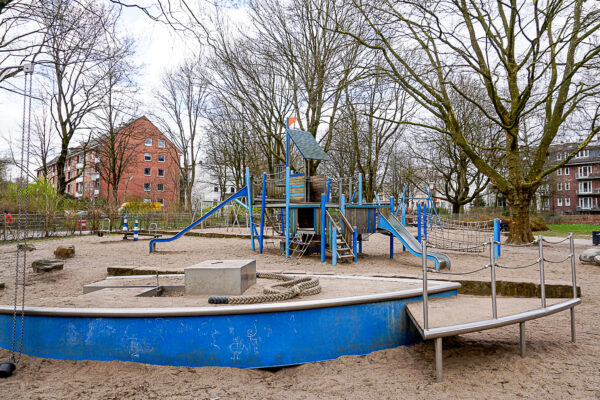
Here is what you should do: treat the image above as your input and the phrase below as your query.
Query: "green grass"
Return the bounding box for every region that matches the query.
[540,224,600,238]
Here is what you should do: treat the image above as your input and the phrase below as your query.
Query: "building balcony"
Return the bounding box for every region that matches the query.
[94,189,100,195]
[576,189,600,195]
[91,173,99,180]
[94,157,100,163]
[75,191,82,198]
[76,162,84,169]
[75,176,84,183]
[575,174,600,179]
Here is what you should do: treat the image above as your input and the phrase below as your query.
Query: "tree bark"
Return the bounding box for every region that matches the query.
[507,192,534,243]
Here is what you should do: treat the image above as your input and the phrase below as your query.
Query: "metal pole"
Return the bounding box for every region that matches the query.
[569,232,577,299]
[538,235,546,308]
[422,239,429,330]
[490,237,497,319]
[569,232,577,342]
[435,337,442,382]
[519,322,526,357]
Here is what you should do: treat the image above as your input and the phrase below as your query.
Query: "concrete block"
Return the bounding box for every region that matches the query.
[185,260,256,296]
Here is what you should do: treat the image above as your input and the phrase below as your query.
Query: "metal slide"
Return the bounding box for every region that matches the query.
[149,187,249,253]
[378,211,451,271]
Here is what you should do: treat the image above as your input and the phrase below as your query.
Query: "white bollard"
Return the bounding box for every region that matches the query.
[133,216,139,242]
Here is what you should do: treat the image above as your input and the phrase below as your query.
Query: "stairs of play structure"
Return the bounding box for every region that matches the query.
[289,229,316,259]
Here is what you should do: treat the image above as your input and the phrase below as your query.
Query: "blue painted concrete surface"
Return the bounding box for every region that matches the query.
[0,290,456,368]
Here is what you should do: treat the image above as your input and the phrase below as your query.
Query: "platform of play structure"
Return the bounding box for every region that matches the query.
[149,125,454,270]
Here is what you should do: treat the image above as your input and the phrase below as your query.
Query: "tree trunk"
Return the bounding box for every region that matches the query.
[507,194,534,243]
[451,203,461,215]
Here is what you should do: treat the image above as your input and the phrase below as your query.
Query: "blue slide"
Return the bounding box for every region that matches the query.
[378,211,451,271]
[149,187,249,253]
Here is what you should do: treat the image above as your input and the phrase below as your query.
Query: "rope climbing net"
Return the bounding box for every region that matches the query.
[428,216,495,253]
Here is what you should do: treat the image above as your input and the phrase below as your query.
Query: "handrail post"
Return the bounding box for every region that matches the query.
[538,235,546,308]
[569,232,577,299]
[422,239,429,330]
[490,237,497,319]
[320,194,326,263]
[569,232,577,342]
[353,227,358,263]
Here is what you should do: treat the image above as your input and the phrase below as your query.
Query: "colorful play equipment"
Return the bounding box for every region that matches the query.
[149,118,453,270]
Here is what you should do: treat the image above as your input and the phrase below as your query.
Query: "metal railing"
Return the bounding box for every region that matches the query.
[420,233,579,332]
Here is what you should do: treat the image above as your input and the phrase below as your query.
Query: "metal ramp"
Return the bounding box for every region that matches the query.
[406,233,580,381]
[406,296,580,381]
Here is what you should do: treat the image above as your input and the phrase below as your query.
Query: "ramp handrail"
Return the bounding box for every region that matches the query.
[339,212,355,254]
[149,187,249,253]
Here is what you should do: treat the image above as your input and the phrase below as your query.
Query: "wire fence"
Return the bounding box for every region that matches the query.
[0,202,252,242]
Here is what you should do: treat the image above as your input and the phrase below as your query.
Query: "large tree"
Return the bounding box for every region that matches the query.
[39,0,126,195]
[154,56,210,211]
[337,0,600,242]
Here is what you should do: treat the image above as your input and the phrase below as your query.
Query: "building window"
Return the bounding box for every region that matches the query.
[144,153,152,162]
[557,168,562,176]
[579,181,592,194]
[579,197,596,210]
[578,166,591,178]
[158,139,166,148]
[557,198,563,206]
[565,198,570,206]
[143,198,151,203]
[557,183,562,191]
[575,149,589,158]
[67,184,71,192]
[157,198,164,205]
[230,187,235,193]
[157,183,164,192]
[565,182,570,191]
[158,169,164,177]
[214,186,218,192]
[145,138,152,146]
[564,167,570,175]
[158,154,165,162]
[144,167,151,176]
[144,183,151,191]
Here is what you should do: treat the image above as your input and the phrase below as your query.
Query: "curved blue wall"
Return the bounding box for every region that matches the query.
[0,290,455,368]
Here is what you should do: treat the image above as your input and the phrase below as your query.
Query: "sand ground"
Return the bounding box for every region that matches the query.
[0,232,599,399]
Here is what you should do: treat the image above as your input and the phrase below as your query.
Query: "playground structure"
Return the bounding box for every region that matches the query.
[149,122,460,270]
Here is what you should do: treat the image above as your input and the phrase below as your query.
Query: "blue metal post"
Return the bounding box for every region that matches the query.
[423,203,428,240]
[417,204,422,243]
[286,118,289,168]
[358,173,363,205]
[332,227,337,266]
[133,216,139,241]
[326,178,331,202]
[320,194,326,263]
[285,167,290,258]
[245,167,255,252]
[353,227,357,262]
[494,218,501,259]
[259,173,267,254]
[390,197,394,259]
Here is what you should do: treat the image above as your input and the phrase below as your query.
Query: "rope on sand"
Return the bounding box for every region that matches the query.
[208,272,321,305]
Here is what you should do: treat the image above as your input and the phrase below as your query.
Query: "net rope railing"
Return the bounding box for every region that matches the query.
[427,216,495,253]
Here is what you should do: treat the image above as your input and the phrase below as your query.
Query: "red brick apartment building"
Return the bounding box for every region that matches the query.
[548,141,600,214]
[38,117,180,208]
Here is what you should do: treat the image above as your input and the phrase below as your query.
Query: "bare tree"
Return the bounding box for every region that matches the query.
[38,0,126,195]
[338,0,600,242]
[408,79,502,215]
[0,0,48,85]
[93,42,139,207]
[154,56,210,211]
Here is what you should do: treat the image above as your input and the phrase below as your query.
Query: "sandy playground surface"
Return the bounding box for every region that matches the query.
[0,231,599,399]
